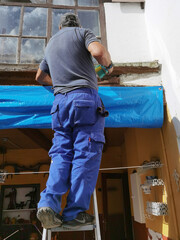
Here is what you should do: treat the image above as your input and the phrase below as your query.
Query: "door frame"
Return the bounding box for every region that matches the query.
[102,172,133,240]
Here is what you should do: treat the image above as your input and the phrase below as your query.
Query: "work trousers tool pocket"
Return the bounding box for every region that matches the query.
[73,100,96,126]
[89,132,105,153]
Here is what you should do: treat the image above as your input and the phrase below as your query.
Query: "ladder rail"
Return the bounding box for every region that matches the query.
[93,189,101,240]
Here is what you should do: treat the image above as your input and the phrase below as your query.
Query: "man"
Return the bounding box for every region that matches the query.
[36,12,113,229]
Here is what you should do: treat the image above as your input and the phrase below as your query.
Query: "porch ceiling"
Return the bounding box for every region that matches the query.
[0,128,126,152]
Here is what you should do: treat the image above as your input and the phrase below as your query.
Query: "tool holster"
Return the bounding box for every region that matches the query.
[97,99,109,117]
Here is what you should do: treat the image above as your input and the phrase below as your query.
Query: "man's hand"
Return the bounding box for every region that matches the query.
[35,68,53,86]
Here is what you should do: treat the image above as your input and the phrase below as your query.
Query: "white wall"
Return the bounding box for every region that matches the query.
[104,3,151,63]
[145,0,180,151]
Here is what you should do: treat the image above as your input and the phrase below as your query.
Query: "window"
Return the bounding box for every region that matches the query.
[0,0,105,64]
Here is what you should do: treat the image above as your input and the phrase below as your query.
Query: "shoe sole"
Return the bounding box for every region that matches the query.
[37,208,62,229]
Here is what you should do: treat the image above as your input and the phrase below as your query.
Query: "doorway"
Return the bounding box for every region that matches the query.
[102,173,133,240]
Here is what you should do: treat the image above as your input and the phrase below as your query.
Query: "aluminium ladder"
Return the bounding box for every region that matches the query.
[42,189,101,240]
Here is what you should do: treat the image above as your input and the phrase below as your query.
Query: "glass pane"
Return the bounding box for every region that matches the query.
[21,38,45,63]
[53,0,75,6]
[0,6,20,35]
[23,7,47,36]
[0,0,46,3]
[78,0,99,7]
[77,10,100,36]
[0,37,18,63]
[52,9,74,36]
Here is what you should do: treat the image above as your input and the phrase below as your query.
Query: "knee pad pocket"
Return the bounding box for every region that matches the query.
[89,132,105,153]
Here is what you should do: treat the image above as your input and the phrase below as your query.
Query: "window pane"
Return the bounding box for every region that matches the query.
[78,0,99,7]
[0,0,46,3]
[78,10,100,36]
[52,9,74,36]
[23,7,47,36]
[0,6,20,35]
[53,0,75,6]
[21,38,45,63]
[0,37,18,63]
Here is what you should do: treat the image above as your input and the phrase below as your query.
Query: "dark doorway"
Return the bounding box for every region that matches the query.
[102,173,133,240]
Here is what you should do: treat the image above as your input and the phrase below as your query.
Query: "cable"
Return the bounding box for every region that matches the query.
[0,164,163,176]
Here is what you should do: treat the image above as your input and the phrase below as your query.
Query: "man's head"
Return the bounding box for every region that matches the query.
[59,12,81,29]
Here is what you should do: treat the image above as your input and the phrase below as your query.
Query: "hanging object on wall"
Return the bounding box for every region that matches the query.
[0,169,7,183]
[141,176,164,194]
[138,158,162,173]
[5,187,17,210]
[25,187,37,209]
[148,228,163,240]
[143,159,162,169]
[146,178,164,186]
[146,201,168,216]
[173,169,180,192]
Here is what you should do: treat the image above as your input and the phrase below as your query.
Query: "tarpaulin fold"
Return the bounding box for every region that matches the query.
[0,86,163,129]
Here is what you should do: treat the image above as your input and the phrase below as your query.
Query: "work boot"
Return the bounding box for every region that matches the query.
[63,212,94,229]
[37,207,63,229]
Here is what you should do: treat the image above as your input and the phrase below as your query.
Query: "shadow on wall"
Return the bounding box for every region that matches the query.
[120,2,144,14]
[161,107,180,240]
[172,116,180,153]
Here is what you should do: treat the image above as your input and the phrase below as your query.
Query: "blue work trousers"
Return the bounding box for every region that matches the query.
[38,88,105,221]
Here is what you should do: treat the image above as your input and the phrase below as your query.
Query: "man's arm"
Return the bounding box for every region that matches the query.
[35,68,53,86]
[88,42,113,74]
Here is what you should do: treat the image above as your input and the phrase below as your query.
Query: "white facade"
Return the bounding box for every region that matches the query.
[104,2,151,63]
[104,1,180,151]
[145,0,180,151]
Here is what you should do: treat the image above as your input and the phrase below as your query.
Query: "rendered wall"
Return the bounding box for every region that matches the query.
[104,2,151,63]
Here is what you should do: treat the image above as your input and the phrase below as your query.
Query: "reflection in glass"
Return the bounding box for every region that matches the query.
[0,0,46,3]
[0,37,18,63]
[52,9,74,36]
[21,38,45,63]
[0,6,20,35]
[78,0,99,7]
[23,7,47,36]
[53,0,75,6]
[77,10,100,36]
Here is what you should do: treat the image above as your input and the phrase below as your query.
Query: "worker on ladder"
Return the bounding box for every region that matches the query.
[35,12,113,230]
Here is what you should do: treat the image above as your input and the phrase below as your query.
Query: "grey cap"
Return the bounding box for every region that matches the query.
[59,12,81,28]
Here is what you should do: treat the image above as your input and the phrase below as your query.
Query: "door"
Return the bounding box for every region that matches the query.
[102,173,133,240]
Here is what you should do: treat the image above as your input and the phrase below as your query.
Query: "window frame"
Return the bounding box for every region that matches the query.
[0,0,107,65]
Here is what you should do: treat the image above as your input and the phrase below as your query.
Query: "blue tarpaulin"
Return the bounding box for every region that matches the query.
[0,86,163,129]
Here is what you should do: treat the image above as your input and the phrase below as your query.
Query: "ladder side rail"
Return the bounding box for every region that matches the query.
[48,229,51,240]
[93,189,101,240]
[42,228,47,240]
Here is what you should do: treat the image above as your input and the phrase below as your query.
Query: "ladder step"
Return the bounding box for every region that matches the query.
[41,189,101,239]
[51,224,95,232]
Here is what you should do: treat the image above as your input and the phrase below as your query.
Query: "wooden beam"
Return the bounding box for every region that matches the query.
[0,61,160,86]
[0,71,38,85]
[18,129,52,152]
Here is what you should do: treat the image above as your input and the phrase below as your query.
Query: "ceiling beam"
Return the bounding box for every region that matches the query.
[18,129,52,152]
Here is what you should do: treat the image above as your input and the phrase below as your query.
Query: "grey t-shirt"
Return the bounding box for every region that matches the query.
[39,27,99,95]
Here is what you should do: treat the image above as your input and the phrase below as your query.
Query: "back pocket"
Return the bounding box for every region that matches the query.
[73,100,96,126]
